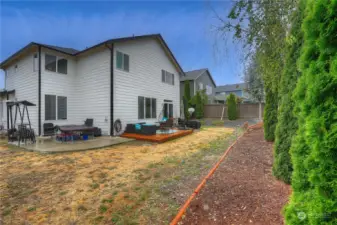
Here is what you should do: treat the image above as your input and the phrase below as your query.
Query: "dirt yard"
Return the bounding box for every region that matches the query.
[0,127,234,225]
[181,126,291,225]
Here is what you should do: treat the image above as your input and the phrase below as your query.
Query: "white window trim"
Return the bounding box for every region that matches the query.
[45,94,68,121]
[162,70,174,85]
[45,54,68,75]
[139,96,156,119]
[116,51,129,72]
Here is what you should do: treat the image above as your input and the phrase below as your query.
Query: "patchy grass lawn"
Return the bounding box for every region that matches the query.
[0,127,240,225]
[199,119,225,126]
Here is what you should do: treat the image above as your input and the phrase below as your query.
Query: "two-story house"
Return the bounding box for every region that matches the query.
[0,34,184,136]
[180,68,216,103]
[215,83,252,103]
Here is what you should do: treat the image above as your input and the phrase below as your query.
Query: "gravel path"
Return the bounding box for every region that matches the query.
[181,126,291,225]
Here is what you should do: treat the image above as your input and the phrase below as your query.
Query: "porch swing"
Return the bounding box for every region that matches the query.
[7,100,36,146]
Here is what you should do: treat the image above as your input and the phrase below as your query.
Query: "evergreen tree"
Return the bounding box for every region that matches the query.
[273,0,304,184]
[285,0,337,224]
[227,93,237,120]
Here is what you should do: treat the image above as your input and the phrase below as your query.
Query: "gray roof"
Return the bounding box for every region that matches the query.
[42,44,79,54]
[180,68,216,86]
[180,68,207,81]
[215,83,247,93]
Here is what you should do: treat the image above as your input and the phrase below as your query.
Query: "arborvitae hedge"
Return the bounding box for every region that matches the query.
[263,89,278,141]
[272,1,304,184]
[227,93,237,120]
[285,0,337,224]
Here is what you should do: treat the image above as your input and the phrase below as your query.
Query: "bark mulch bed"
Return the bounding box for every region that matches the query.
[180,126,291,225]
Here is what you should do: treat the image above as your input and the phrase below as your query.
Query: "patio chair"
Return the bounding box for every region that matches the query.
[84,118,94,127]
[43,123,55,136]
[82,118,95,139]
[159,118,174,132]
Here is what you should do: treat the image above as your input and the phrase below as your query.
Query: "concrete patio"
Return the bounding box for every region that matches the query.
[21,136,134,153]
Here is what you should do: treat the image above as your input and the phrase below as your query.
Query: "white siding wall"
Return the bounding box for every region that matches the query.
[2,37,180,136]
[41,48,77,131]
[114,38,180,130]
[4,53,38,131]
[74,49,110,135]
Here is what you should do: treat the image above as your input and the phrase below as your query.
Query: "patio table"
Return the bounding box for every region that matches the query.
[58,125,97,142]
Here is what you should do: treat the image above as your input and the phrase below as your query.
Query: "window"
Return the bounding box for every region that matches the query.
[116,51,129,72]
[57,58,67,74]
[45,54,68,74]
[206,85,212,95]
[14,65,18,73]
[45,95,56,120]
[45,54,57,72]
[57,96,67,119]
[138,96,156,119]
[199,83,203,90]
[145,98,151,118]
[33,53,39,72]
[138,96,144,119]
[45,95,67,120]
[161,70,174,85]
[151,98,156,118]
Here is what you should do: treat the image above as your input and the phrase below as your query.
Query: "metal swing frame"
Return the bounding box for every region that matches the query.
[7,100,36,146]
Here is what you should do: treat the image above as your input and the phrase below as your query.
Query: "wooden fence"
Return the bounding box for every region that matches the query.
[204,103,265,119]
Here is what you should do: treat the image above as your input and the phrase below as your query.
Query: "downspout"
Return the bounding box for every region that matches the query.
[38,46,42,136]
[6,92,9,130]
[105,43,114,136]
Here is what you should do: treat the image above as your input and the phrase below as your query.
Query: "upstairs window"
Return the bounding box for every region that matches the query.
[206,85,212,95]
[57,58,67,74]
[116,51,129,72]
[161,70,174,85]
[33,53,39,72]
[45,54,57,72]
[45,54,68,74]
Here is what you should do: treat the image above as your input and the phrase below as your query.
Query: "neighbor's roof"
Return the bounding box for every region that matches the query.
[180,68,216,86]
[215,83,247,93]
[0,34,184,74]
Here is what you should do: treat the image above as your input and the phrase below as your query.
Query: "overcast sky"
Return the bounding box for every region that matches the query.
[0,1,244,88]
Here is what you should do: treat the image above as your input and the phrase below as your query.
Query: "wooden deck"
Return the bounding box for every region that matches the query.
[121,129,193,143]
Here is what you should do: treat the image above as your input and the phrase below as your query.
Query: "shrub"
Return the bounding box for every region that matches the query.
[227,93,237,120]
[273,0,304,184]
[285,0,337,224]
[263,89,278,141]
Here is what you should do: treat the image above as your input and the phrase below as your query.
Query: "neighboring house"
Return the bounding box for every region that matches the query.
[0,34,184,136]
[180,68,216,103]
[214,83,251,103]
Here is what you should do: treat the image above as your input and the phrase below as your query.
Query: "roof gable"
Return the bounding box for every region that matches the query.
[181,68,216,87]
[0,34,184,74]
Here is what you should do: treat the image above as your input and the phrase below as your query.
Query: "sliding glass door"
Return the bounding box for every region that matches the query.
[163,102,173,118]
